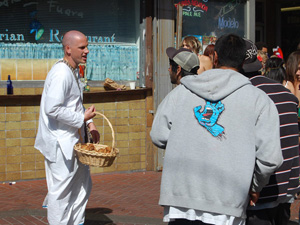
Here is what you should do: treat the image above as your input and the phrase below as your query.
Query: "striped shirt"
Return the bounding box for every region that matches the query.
[250,75,300,203]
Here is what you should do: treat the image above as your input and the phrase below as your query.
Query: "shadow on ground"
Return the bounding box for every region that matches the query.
[85,208,115,225]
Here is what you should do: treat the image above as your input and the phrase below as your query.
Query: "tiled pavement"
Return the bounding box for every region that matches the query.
[0,171,298,225]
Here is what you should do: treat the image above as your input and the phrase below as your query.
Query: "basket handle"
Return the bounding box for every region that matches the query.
[94,112,115,148]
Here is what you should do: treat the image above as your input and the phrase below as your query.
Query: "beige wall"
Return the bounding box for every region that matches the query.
[0,88,154,182]
[0,59,57,81]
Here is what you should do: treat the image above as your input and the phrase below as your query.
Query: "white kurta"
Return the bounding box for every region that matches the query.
[35,61,85,162]
[35,61,92,225]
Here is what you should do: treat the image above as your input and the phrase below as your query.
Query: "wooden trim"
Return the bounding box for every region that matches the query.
[145,16,153,88]
[0,88,152,106]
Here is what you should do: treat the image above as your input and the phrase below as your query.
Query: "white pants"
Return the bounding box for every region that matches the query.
[44,147,92,225]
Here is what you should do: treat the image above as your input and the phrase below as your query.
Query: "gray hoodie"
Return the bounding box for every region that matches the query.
[150,69,283,218]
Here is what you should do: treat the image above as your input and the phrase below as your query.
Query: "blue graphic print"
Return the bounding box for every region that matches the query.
[194,101,225,139]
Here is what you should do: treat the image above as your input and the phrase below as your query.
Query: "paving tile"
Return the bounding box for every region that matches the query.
[0,171,298,225]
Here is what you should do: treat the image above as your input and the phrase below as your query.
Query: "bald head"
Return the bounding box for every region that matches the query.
[62,30,87,49]
[62,30,89,68]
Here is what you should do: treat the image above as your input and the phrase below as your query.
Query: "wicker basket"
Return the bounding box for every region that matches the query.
[74,112,119,167]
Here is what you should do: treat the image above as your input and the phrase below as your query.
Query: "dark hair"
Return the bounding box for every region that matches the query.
[214,34,246,70]
[286,51,300,83]
[264,57,286,83]
[255,42,267,50]
[169,59,178,73]
[183,66,199,76]
[204,44,215,57]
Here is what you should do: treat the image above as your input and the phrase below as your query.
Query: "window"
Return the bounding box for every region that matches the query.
[174,0,247,53]
[0,0,140,81]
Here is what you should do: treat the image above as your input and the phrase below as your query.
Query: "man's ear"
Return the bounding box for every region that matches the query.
[176,65,182,84]
[213,51,218,68]
[65,45,71,56]
[177,65,182,74]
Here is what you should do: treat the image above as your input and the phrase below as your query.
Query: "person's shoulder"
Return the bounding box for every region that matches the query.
[199,55,213,71]
[249,75,272,84]
[47,61,72,82]
[249,75,299,105]
[250,75,281,89]
[199,55,211,63]
[166,84,190,100]
[169,84,186,95]
[251,75,294,93]
[51,61,71,74]
[286,81,296,95]
[52,60,69,70]
[245,77,272,97]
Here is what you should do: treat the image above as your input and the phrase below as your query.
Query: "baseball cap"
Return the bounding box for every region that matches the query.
[243,39,263,73]
[166,47,199,72]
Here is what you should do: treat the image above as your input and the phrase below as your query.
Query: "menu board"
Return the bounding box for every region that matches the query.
[0,0,138,44]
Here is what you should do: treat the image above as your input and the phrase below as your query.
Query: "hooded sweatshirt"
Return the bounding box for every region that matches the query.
[150,69,283,218]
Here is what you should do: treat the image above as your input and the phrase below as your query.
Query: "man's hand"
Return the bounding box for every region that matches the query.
[88,122,100,143]
[84,105,96,122]
[249,191,260,206]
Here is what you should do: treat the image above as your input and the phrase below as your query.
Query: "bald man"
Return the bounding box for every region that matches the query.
[35,30,100,225]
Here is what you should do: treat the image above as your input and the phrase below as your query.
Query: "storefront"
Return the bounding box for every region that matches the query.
[0,0,155,182]
[0,0,255,84]
[0,0,140,82]
[0,0,256,182]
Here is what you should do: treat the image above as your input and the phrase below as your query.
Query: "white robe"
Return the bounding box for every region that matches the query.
[35,61,85,162]
[35,60,92,225]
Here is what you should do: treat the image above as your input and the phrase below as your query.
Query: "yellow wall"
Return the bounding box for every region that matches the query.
[0,88,154,182]
[0,59,57,81]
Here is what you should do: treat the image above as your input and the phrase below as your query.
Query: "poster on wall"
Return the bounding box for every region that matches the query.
[175,0,246,50]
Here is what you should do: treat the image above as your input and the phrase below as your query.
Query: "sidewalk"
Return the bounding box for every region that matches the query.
[0,171,298,225]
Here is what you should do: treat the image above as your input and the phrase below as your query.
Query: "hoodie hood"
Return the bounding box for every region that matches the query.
[180,69,251,101]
